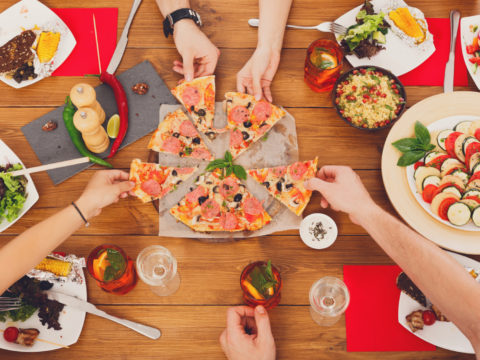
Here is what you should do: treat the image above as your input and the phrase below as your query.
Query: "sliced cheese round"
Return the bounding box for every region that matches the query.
[470,152,480,172]
[437,129,453,151]
[462,136,480,156]
[454,121,473,134]
[415,166,440,193]
[468,179,480,190]
[441,158,464,177]
[468,120,480,137]
[454,134,468,162]
[461,198,480,210]
[440,174,466,189]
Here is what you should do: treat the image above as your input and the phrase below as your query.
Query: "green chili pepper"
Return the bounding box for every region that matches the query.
[63,96,112,168]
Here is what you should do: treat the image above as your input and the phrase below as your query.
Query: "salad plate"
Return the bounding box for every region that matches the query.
[0,139,39,233]
[460,15,480,90]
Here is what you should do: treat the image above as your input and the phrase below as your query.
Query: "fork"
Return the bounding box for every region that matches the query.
[0,297,22,311]
[248,18,347,35]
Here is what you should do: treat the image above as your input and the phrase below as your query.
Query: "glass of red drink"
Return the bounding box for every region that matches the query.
[304,39,343,92]
[240,260,282,310]
[87,244,138,295]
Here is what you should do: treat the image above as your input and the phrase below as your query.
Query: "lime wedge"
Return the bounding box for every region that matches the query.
[107,114,120,138]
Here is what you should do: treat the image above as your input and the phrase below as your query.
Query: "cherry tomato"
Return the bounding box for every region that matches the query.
[422,310,436,326]
[422,184,438,204]
[3,327,19,343]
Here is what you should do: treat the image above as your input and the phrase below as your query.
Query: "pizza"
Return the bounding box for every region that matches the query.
[248,158,318,216]
[224,92,286,159]
[171,75,219,138]
[148,109,213,160]
[170,170,272,232]
[129,159,197,203]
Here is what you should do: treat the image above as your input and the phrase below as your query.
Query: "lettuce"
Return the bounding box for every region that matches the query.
[0,164,27,223]
[343,11,386,51]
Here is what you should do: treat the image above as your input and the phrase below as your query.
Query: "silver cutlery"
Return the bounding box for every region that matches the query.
[0,297,22,311]
[444,9,461,93]
[248,18,347,35]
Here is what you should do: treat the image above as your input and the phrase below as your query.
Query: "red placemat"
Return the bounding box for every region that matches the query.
[51,8,118,76]
[343,265,436,352]
[399,18,468,86]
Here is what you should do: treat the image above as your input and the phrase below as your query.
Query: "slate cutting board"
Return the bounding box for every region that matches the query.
[21,60,177,185]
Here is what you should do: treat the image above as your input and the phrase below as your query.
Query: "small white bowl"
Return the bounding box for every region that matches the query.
[300,213,338,250]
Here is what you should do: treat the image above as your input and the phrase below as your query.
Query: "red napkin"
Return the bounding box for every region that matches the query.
[51,8,118,76]
[399,18,468,86]
[343,265,436,352]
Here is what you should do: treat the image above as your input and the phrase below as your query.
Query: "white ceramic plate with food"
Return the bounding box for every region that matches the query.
[0,268,87,352]
[398,251,477,354]
[0,0,76,89]
[405,115,480,232]
[0,139,39,232]
[335,0,435,76]
[460,15,480,90]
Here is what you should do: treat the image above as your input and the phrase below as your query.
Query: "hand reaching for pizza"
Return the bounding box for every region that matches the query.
[75,170,134,220]
[172,20,220,81]
[236,45,281,103]
[304,166,377,224]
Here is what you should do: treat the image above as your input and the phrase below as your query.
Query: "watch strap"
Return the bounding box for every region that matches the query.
[163,8,202,38]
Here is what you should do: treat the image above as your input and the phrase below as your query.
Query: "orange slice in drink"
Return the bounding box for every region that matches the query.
[92,250,109,280]
[310,49,338,70]
[242,280,265,300]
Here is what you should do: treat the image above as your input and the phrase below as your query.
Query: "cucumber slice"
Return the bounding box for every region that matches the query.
[441,185,462,198]
[450,169,469,185]
[422,175,441,189]
[414,166,440,193]
[470,153,480,171]
[468,180,480,190]
[462,136,479,156]
[437,129,453,151]
[447,202,471,226]
[454,134,467,162]
[472,162,480,175]
[441,158,463,173]
[463,188,480,199]
[454,121,473,133]
[472,207,480,227]
[424,151,442,164]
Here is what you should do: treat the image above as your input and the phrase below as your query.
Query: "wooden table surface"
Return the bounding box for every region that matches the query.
[1,0,479,358]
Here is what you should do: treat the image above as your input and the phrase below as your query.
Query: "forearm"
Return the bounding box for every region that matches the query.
[257,0,292,51]
[155,0,190,17]
[0,205,84,293]
[357,204,480,350]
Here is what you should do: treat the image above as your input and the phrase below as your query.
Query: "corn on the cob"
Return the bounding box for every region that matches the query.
[389,8,425,43]
[35,257,71,277]
[36,32,60,63]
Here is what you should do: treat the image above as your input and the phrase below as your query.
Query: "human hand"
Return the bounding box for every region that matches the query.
[220,306,276,360]
[304,166,376,224]
[172,20,220,81]
[75,170,134,220]
[236,45,281,102]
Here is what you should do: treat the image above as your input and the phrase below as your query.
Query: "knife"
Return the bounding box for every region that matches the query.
[443,10,461,93]
[106,0,143,75]
[48,292,161,340]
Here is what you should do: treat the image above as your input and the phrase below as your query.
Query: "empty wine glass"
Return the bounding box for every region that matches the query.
[309,276,350,326]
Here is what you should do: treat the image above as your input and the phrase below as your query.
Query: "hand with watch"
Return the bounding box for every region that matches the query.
[157,2,220,81]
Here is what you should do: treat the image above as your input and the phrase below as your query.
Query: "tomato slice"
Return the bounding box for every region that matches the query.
[432,182,463,198]
[445,165,466,175]
[445,132,462,158]
[465,196,480,204]
[414,161,425,170]
[422,184,438,203]
[475,128,480,141]
[438,198,458,221]
[468,172,480,184]
[426,155,450,170]
[466,143,480,170]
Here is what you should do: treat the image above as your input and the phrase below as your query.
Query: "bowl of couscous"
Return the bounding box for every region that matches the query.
[332,66,407,131]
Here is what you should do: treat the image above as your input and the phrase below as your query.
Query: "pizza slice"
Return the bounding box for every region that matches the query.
[129,159,197,203]
[171,75,218,138]
[170,170,271,232]
[248,158,318,216]
[148,109,213,160]
[224,92,286,159]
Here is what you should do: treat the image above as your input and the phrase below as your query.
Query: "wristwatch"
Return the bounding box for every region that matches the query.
[163,8,202,38]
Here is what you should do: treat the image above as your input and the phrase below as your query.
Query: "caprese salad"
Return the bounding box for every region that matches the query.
[413,120,480,227]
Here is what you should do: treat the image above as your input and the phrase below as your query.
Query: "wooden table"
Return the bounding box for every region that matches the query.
[1,0,479,358]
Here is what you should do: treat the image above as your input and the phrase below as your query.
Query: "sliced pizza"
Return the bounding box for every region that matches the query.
[171,75,218,138]
[248,158,318,216]
[170,170,271,232]
[129,159,197,203]
[148,109,213,160]
[225,92,286,159]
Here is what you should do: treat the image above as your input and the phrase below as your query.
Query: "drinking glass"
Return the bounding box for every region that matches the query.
[240,261,282,310]
[309,276,350,326]
[304,39,343,92]
[87,244,137,295]
[136,245,180,297]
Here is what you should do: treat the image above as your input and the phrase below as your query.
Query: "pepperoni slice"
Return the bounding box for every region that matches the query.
[204,83,215,110]
[257,124,270,135]
[191,148,211,160]
[220,212,238,230]
[228,105,250,125]
[219,177,239,198]
[141,179,162,196]
[230,129,244,148]
[201,199,220,219]
[161,136,182,154]
[182,86,201,108]
[271,166,286,177]
[251,101,272,124]
[174,167,194,175]
[243,197,264,216]
[289,162,308,181]
[186,186,207,204]
[179,120,198,137]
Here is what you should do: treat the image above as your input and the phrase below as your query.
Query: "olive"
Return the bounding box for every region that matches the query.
[193,137,201,144]
[276,181,283,192]
[213,185,219,193]
[206,132,216,140]
[198,196,208,205]
[197,109,206,116]
[285,183,293,189]
[176,180,182,185]
[262,181,270,189]
[179,152,184,156]
[227,99,233,103]
[234,193,243,202]
[242,131,250,140]
[246,102,251,109]
[190,105,195,111]
[172,170,178,176]
[172,132,180,138]
[243,121,252,128]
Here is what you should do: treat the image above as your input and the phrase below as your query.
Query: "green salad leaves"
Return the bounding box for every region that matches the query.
[343,10,387,51]
[0,163,27,222]
[392,121,435,166]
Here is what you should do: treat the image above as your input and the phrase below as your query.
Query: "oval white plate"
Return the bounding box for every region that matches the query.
[405,115,480,232]
[398,251,477,354]
[460,15,480,91]
[334,0,435,76]
[0,139,39,233]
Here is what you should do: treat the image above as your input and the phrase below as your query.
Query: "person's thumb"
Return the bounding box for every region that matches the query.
[304,177,331,193]
[254,306,273,342]
[115,181,135,195]
[182,52,195,82]
[252,69,263,101]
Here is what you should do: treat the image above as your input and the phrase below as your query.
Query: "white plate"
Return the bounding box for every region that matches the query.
[405,115,480,232]
[460,15,480,90]
[0,269,87,352]
[0,139,39,232]
[335,0,435,76]
[0,0,76,89]
[398,251,477,354]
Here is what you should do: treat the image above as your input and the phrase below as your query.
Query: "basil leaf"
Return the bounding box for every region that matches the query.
[206,159,226,172]
[233,165,247,180]
[423,143,435,152]
[224,151,233,163]
[397,150,425,167]
[225,167,233,176]
[414,121,431,145]
[392,138,420,153]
